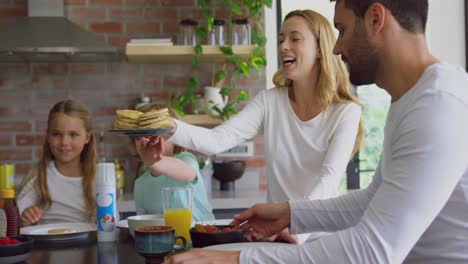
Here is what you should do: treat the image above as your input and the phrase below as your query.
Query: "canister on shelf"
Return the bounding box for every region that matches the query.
[232,18,250,45]
[179,19,198,46]
[208,19,226,45]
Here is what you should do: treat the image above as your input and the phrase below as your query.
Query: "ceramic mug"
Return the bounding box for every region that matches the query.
[134,226,187,261]
[204,86,228,116]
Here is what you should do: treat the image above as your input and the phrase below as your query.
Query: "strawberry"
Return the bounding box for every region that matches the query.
[220,228,232,233]
[204,225,218,233]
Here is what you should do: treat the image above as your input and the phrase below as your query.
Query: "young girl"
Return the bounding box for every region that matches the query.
[17,100,97,226]
[133,103,214,222]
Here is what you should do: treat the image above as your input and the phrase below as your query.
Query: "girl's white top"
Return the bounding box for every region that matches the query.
[17,161,89,224]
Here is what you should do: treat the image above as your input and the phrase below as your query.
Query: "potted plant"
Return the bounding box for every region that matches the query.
[170,0,271,121]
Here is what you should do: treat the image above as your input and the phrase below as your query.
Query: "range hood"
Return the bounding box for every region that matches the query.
[0,0,118,63]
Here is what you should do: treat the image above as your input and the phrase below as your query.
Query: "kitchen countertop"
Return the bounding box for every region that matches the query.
[117,189,267,212]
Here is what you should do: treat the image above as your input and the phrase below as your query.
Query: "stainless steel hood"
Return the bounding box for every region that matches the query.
[0,1,118,63]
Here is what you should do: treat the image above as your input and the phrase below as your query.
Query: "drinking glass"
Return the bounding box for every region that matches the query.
[163,187,193,245]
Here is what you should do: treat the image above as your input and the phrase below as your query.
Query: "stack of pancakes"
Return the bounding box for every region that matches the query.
[138,108,172,129]
[113,109,142,129]
[113,108,172,129]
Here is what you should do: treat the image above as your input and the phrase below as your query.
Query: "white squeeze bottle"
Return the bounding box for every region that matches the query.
[96,162,119,242]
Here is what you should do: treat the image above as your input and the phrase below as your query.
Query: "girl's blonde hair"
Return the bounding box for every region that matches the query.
[273,9,363,156]
[36,100,97,221]
[135,103,185,155]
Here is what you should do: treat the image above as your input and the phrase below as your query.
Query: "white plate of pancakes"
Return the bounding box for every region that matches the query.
[20,222,96,243]
[109,127,173,137]
[109,108,174,137]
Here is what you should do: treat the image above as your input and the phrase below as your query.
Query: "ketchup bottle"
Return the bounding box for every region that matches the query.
[1,189,20,237]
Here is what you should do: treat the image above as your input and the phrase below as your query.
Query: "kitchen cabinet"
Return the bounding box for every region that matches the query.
[125,44,256,64]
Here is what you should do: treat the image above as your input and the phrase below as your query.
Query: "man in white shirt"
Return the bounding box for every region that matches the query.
[165,0,468,263]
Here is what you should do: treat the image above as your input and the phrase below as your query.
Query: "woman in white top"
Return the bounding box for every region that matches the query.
[165,9,362,242]
[17,100,97,226]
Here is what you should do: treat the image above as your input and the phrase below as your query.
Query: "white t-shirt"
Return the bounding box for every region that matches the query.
[171,87,361,203]
[240,63,468,263]
[17,161,90,224]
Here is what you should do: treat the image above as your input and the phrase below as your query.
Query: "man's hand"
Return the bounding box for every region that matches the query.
[266,229,299,244]
[164,249,240,264]
[20,205,43,227]
[231,202,291,242]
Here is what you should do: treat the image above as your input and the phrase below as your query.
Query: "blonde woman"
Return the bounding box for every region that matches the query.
[17,100,97,226]
[148,9,363,243]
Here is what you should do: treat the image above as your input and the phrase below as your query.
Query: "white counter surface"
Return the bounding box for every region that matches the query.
[117,189,267,213]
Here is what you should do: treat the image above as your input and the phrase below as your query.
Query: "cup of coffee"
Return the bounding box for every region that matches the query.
[134,226,187,262]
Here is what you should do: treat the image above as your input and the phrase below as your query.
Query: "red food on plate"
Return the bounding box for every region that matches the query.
[191,224,240,233]
[0,236,20,245]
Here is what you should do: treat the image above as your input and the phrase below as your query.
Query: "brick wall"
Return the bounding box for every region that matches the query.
[0,0,266,191]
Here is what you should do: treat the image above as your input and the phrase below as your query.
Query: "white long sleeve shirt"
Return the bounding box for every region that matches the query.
[170,87,361,203]
[240,63,468,263]
[17,161,89,224]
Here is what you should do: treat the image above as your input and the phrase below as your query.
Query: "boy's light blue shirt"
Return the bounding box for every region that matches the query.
[134,152,215,222]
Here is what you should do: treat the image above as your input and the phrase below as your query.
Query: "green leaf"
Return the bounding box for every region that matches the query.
[219,87,230,96]
[195,26,206,40]
[249,57,260,73]
[194,44,203,55]
[231,2,242,15]
[203,9,214,32]
[220,46,233,55]
[198,0,207,8]
[236,90,248,103]
[191,56,199,68]
[212,105,223,116]
[188,76,200,90]
[214,70,226,85]
[238,61,250,77]
[174,105,185,116]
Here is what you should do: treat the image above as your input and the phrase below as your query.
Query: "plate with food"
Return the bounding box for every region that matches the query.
[108,127,173,137]
[20,222,96,243]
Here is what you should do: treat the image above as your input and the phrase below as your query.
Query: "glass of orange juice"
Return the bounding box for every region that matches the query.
[163,187,193,245]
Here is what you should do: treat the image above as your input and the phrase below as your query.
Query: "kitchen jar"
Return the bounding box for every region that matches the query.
[179,19,198,46]
[232,18,250,45]
[208,19,226,45]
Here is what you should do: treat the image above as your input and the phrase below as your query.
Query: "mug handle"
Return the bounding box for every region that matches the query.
[173,236,187,251]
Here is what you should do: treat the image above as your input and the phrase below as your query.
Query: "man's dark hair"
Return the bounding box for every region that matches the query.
[331,0,428,33]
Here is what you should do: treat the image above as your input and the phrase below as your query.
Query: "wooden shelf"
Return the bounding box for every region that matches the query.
[180,114,223,127]
[126,45,256,63]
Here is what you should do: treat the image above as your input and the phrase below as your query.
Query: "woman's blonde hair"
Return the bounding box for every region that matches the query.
[273,9,363,156]
[135,103,185,155]
[36,100,97,221]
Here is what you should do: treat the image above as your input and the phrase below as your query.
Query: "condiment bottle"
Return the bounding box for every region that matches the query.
[96,162,118,242]
[0,189,20,237]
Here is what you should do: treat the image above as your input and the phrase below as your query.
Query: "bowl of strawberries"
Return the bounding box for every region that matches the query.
[0,236,34,263]
[189,224,246,248]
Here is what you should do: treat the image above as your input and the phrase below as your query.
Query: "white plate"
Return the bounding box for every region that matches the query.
[194,219,232,226]
[21,222,96,243]
[204,242,296,251]
[21,222,95,236]
[116,219,128,229]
